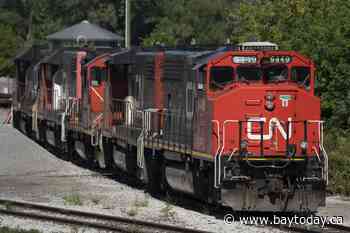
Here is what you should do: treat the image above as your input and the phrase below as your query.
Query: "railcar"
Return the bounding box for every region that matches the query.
[64,49,112,166]
[13,44,49,134]
[13,46,115,164]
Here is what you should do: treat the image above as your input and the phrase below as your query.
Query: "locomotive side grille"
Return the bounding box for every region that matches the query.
[163,59,185,80]
[143,62,154,79]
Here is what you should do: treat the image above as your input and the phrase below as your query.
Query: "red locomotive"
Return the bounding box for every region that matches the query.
[13,41,327,213]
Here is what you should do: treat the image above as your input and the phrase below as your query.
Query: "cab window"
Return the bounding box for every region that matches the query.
[197,67,206,91]
[91,67,107,87]
[292,67,310,90]
[209,66,234,91]
[237,65,261,82]
[264,65,288,83]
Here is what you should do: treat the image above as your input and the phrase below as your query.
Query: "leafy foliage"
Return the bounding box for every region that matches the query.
[143,0,236,46]
[325,131,350,195]
[0,24,20,76]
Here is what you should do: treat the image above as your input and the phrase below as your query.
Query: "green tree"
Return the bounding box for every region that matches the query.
[0,24,20,76]
[143,0,236,46]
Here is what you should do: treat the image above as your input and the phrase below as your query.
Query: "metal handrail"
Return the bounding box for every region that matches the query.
[212,120,220,188]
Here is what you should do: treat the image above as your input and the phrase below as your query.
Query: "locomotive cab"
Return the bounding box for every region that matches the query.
[208,51,320,158]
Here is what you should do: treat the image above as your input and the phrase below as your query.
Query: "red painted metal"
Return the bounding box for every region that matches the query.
[154,52,165,110]
[153,52,165,131]
[76,52,87,99]
[86,53,109,113]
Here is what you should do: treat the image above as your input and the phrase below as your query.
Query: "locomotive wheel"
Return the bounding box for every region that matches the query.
[12,111,20,130]
[38,120,47,146]
[66,132,84,165]
[71,136,96,168]
[70,141,88,167]
[96,148,106,169]
[25,117,33,138]
[145,149,165,196]
[53,126,69,161]
[67,132,75,162]
[102,137,114,170]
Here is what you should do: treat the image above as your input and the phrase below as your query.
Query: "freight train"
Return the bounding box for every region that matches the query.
[12,41,328,213]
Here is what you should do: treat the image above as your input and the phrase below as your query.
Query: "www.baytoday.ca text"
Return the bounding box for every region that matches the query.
[224,214,344,228]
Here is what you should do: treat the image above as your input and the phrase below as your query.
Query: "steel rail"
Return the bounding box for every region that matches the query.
[275,223,350,233]
[0,199,213,233]
[325,223,350,232]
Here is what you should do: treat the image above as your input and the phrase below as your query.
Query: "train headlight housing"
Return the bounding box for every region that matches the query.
[265,93,275,101]
[265,93,275,111]
[265,101,275,111]
[300,140,308,151]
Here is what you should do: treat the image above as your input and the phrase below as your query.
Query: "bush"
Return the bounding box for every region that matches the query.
[325,131,350,196]
[63,193,83,206]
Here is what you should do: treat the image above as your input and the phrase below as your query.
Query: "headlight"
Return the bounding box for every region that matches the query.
[300,141,308,150]
[265,93,275,101]
[265,101,275,111]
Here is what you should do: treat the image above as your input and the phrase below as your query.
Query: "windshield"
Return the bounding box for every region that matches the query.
[237,66,262,82]
[264,65,288,82]
[209,66,234,91]
[91,67,107,87]
[237,65,288,83]
[292,67,310,90]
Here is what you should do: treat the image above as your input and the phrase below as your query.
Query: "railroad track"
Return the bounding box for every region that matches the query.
[0,199,213,233]
[276,222,350,233]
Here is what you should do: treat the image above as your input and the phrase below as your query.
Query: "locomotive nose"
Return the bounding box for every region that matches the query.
[242,90,298,156]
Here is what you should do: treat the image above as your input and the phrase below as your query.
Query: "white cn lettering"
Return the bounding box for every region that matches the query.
[247,117,292,141]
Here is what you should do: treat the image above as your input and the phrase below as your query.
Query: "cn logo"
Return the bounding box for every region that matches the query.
[280,95,292,108]
[247,117,292,141]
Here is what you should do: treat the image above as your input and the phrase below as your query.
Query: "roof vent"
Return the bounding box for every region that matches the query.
[238,41,278,51]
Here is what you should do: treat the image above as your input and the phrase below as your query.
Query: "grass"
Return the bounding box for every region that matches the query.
[134,195,149,208]
[160,202,175,219]
[126,207,138,217]
[0,227,41,233]
[69,226,84,233]
[126,195,150,217]
[63,193,83,206]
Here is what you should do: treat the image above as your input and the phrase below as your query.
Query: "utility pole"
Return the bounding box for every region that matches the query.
[125,0,131,48]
